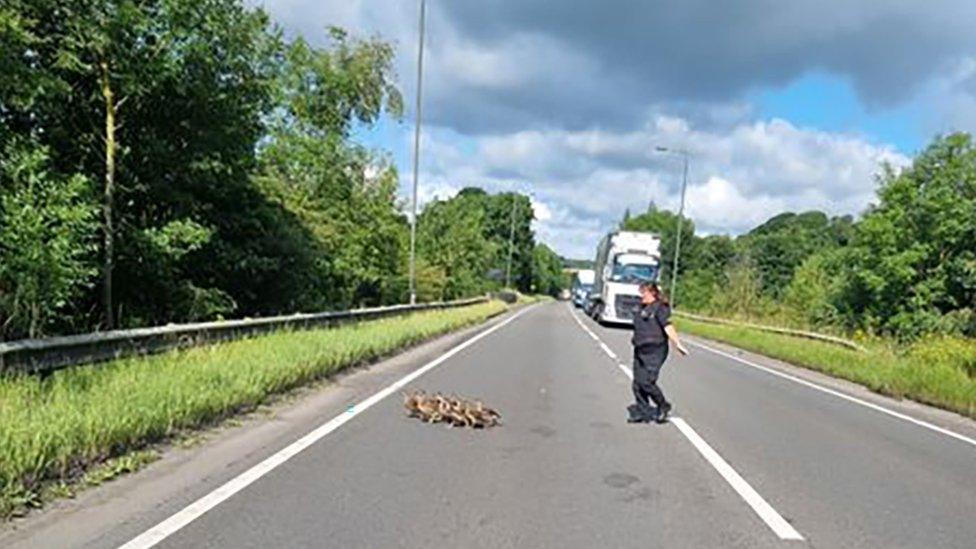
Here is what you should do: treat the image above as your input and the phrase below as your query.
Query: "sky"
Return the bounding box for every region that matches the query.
[258,0,976,259]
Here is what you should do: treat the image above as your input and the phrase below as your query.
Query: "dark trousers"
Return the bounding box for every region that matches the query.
[631,343,669,419]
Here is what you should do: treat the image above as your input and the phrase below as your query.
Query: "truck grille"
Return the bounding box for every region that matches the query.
[614,295,641,320]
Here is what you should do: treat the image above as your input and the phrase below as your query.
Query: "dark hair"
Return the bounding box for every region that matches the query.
[639,281,670,305]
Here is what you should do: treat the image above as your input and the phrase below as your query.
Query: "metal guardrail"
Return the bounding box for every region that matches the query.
[674,310,867,352]
[0,297,490,376]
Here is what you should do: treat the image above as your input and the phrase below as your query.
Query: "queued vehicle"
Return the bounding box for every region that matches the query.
[589,230,661,325]
[571,269,595,308]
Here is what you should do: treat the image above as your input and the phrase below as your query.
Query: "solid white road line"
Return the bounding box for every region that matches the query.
[568,305,804,541]
[670,418,804,540]
[688,340,976,449]
[118,306,535,549]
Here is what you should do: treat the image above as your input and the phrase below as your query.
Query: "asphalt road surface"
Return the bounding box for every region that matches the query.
[8,302,976,548]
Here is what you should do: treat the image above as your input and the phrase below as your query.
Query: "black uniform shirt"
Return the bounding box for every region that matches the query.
[631,302,671,348]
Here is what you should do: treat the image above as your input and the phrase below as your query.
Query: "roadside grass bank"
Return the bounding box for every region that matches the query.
[676,318,976,420]
[0,300,508,519]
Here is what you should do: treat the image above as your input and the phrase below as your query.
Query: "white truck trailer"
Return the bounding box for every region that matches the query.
[590,231,662,325]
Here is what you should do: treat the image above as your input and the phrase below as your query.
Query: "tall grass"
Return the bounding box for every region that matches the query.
[676,318,976,420]
[0,301,507,517]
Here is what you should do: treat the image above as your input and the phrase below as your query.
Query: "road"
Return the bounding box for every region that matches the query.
[8,302,976,548]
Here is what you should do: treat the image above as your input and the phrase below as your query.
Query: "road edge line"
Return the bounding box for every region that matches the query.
[688,339,976,449]
[117,305,536,549]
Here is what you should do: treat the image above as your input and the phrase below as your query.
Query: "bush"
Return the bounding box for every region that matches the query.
[0,141,97,339]
[782,251,842,328]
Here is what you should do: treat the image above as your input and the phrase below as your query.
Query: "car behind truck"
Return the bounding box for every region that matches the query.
[571,269,595,308]
[589,231,662,325]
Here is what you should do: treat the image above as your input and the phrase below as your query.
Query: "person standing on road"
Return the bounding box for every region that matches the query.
[628,281,689,424]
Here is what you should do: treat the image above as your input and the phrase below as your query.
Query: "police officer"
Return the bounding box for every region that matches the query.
[628,281,689,423]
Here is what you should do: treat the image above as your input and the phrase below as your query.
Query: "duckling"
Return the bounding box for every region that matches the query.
[403,390,501,428]
[415,394,441,423]
[402,390,425,417]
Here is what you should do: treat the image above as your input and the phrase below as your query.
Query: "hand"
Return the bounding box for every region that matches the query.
[675,342,690,356]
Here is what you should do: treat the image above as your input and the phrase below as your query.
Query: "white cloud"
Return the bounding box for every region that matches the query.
[256,0,931,260]
[530,198,552,222]
[411,116,908,258]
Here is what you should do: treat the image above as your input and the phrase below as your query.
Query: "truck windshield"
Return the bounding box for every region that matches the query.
[611,262,656,283]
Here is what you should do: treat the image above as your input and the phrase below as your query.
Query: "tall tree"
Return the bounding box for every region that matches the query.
[4,0,285,328]
[843,133,976,337]
[458,188,535,291]
[257,28,405,308]
[531,243,565,296]
[417,196,496,299]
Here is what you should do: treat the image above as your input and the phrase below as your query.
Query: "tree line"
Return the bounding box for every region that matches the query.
[622,132,976,341]
[0,1,561,341]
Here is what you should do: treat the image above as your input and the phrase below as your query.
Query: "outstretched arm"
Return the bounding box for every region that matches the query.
[664,324,689,356]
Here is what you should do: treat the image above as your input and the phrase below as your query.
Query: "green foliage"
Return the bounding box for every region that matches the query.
[531,244,565,296]
[736,211,852,296]
[0,141,97,338]
[457,188,536,291]
[0,0,561,338]
[782,251,843,328]
[841,133,976,338]
[706,258,770,319]
[417,195,497,299]
[908,335,976,379]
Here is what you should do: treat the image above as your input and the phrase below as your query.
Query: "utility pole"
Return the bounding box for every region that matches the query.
[408,0,426,305]
[654,147,690,309]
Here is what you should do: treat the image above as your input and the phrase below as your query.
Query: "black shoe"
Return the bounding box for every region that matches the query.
[655,403,672,424]
[627,405,650,423]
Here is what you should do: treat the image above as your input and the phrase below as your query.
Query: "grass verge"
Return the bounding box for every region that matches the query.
[676,318,976,420]
[0,300,508,518]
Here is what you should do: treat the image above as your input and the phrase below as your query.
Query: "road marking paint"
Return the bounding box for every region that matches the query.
[568,305,804,541]
[599,342,617,360]
[689,340,976,449]
[118,306,535,549]
[670,418,804,540]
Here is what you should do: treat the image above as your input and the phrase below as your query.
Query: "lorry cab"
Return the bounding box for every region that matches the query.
[590,231,661,325]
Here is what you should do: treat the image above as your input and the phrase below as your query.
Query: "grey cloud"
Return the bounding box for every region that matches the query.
[262,1,976,134]
[262,0,976,134]
[439,0,976,104]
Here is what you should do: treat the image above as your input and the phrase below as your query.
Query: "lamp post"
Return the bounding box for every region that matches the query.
[654,146,689,309]
[408,0,427,305]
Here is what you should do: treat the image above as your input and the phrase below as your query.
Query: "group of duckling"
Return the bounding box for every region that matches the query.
[403,390,501,428]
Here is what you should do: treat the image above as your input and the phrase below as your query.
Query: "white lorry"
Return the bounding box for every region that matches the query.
[590,231,662,325]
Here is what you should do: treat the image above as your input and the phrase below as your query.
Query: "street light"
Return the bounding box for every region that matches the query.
[654,146,690,309]
[408,0,427,305]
